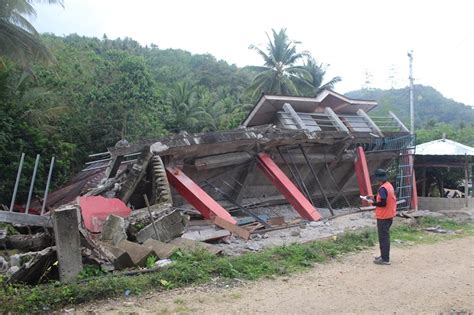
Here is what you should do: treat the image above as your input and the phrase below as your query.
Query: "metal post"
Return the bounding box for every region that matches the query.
[143,194,159,240]
[25,154,40,214]
[9,153,25,212]
[299,145,334,216]
[408,50,414,134]
[41,156,55,215]
[471,164,474,198]
[465,155,469,208]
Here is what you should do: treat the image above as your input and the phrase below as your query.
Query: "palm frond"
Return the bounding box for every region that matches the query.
[0,20,54,67]
[10,11,38,34]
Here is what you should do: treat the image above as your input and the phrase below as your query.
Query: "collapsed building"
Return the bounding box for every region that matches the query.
[0,89,417,283]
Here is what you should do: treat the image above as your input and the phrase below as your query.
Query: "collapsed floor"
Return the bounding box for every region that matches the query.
[1,91,425,283]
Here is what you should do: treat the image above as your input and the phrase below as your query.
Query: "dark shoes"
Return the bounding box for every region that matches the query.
[373,256,391,265]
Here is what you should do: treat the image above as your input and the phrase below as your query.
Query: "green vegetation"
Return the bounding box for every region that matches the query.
[146,255,158,269]
[0,34,253,202]
[1,217,472,314]
[1,22,472,204]
[0,0,63,68]
[347,86,474,146]
[246,28,340,99]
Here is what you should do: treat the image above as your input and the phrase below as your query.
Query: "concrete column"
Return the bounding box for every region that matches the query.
[53,207,83,283]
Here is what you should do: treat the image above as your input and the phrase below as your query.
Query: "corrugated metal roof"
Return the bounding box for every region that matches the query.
[416,138,474,156]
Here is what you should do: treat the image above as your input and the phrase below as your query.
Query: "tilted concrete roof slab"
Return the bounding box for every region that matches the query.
[241,89,377,128]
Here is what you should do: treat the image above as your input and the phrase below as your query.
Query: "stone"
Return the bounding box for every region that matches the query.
[7,247,56,284]
[0,228,7,250]
[169,238,222,255]
[116,240,153,266]
[0,256,8,273]
[135,209,187,243]
[9,254,20,267]
[142,239,179,259]
[309,221,324,228]
[245,242,261,251]
[98,242,134,269]
[181,228,230,242]
[101,215,127,245]
[7,266,19,275]
[291,230,301,237]
[53,207,83,283]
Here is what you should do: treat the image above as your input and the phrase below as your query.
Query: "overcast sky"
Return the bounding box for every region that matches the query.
[33,0,474,106]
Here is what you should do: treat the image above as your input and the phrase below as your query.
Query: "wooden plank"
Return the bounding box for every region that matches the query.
[117,147,153,203]
[0,211,53,227]
[213,216,251,240]
[105,155,124,179]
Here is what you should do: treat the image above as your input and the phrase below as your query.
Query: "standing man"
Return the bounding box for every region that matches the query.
[368,169,397,265]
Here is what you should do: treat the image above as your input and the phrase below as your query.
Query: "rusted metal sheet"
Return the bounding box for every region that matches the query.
[256,153,321,221]
[166,166,236,224]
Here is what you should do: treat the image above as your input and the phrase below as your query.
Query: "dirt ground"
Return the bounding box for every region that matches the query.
[75,237,474,314]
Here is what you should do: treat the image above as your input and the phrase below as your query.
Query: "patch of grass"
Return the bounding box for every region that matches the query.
[1,218,471,314]
[77,265,107,280]
[174,298,185,305]
[229,292,242,299]
[146,255,157,269]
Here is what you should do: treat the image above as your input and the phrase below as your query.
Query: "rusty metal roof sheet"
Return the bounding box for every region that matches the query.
[416,139,474,156]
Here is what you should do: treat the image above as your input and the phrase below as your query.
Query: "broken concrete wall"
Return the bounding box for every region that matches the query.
[134,209,188,244]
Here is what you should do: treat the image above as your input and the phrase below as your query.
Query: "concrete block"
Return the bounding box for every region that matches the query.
[135,210,187,244]
[142,239,179,259]
[53,207,82,283]
[181,228,230,242]
[169,237,222,255]
[100,215,127,245]
[98,242,134,269]
[116,240,153,266]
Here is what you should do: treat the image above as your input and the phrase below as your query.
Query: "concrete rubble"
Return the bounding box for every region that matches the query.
[3,90,470,284]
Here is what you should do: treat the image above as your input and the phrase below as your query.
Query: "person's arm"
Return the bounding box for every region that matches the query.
[375,187,388,207]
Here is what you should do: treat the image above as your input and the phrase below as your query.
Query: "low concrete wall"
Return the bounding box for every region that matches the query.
[418,197,473,211]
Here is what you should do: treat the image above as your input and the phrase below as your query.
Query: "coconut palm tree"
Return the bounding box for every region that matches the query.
[0,0,63,68]
[246,28,311,99]
[166,81,204,133]
[300,56,342,97]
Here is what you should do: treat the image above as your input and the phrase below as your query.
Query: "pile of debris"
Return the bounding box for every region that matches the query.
[0,150,301,284]
[1,91,421,284]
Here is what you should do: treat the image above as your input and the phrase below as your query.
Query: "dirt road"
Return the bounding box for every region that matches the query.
[77,237,474,314]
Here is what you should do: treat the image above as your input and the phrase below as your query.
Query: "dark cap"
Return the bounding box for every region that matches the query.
[373,168,388,181]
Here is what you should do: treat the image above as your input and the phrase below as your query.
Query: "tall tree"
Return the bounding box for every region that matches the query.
[299,56,341,97]
[246,28,311,99]
[0,0,63,68]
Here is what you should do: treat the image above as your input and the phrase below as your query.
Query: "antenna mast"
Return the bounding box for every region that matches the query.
[408,50,414,134]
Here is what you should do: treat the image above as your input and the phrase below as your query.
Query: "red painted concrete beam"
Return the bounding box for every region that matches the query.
[355,146,373,206]
[256,153,321,221]
[166,166,236,224]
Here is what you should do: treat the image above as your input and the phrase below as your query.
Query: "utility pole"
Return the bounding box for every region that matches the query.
[408,50,414,134]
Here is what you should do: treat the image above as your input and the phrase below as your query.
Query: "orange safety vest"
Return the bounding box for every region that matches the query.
[375,181,397,219]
